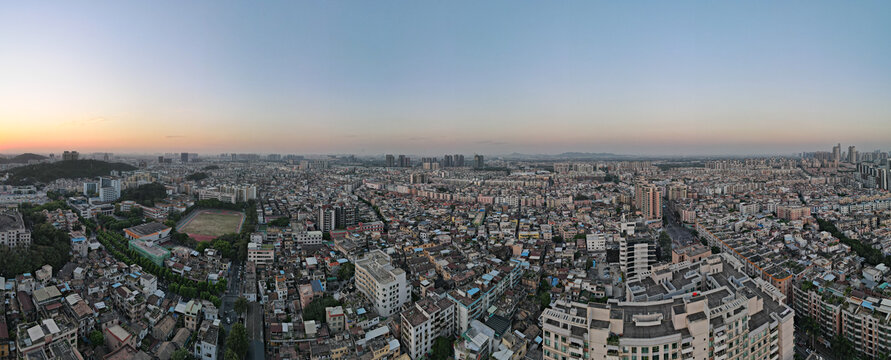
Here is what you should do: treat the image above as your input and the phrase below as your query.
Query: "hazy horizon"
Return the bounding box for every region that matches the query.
[2,1,891,155]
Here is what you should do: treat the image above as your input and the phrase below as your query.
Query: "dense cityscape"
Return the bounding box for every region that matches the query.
[0,146,888,360]
[4,1,891,360]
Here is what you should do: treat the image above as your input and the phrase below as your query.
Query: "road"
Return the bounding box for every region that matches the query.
[246,302,264,360]
[663,205,695,246]
[217,262,247,358]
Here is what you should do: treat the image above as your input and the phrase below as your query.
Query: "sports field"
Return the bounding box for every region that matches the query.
[176,209,245,242]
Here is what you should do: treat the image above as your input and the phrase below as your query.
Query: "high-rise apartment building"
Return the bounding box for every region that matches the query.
[385,154,395,167]
[832,143,841,166]
[473,154,484,168]
[316,204,359,232]
[442,154,453,167]
[541,254,795,360]
[619,236,656,280]
[398,155,412,168]
[634,182,662,220]
[848,145,857,163]
[793,276,891,359]
[181,152,189,163]
[454,154,465,167]
[355,250,410,317]
[62,151,79,161]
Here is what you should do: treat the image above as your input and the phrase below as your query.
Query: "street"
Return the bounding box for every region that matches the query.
[663,205,695,246]
[246,302,264,360]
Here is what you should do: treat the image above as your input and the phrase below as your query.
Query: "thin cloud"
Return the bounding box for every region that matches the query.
[63,117,112,126]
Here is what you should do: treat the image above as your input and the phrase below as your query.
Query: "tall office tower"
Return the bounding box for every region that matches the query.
[355,250,410,317]
[634,181,662,220]
[181,152,189,163]
[62,151,79,161]
[542,255,795,360]
[848,145,857,163]
[473,154,484,168]
[832,143,841,165]
[442,154,453,167]
[385,154,395,167]
[158,156,164,164]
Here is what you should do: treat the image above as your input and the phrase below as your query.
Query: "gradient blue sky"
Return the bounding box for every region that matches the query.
[1,1,890,155]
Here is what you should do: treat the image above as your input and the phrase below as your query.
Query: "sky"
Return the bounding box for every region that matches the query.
[1,1,890,156]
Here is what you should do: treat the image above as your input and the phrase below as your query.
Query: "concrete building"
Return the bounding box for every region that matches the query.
[585,232,610,252]
[247,243,274,266]
[446,260,525,334]
[0,211,30,248]
[16,314,80,359]
[194,320,219,360]
[184,300,203,331]
[296,230,323,246]
[123,222,172,241]
[105,324,135,352]
[620,237,656,281]
[326,306,346,333]
[399,297,456,359]
[355,250,410,317]
[541,254,795,360]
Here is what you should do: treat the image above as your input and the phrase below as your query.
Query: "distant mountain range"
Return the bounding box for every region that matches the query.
[499,152,640,160]
[0,153,48,164]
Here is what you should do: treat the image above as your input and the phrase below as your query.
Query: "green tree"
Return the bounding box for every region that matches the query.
[89,330,104,346]
[171,348,193,360]
[224,349,240,360]
[431,336,455,360]
[227,323,249,359]
[234,296,249,317]
[831,335,856,359]
[303,296,341,323]
[337,263,355,281]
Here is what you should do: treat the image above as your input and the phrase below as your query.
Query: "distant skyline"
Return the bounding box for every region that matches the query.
[2,1,891,155]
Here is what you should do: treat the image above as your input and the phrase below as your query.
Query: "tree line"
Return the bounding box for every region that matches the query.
[816,217,891,266]
[95,230,225,307]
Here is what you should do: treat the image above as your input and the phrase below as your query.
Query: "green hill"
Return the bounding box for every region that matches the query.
[0,153,48,164]
[3,160,137,185]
